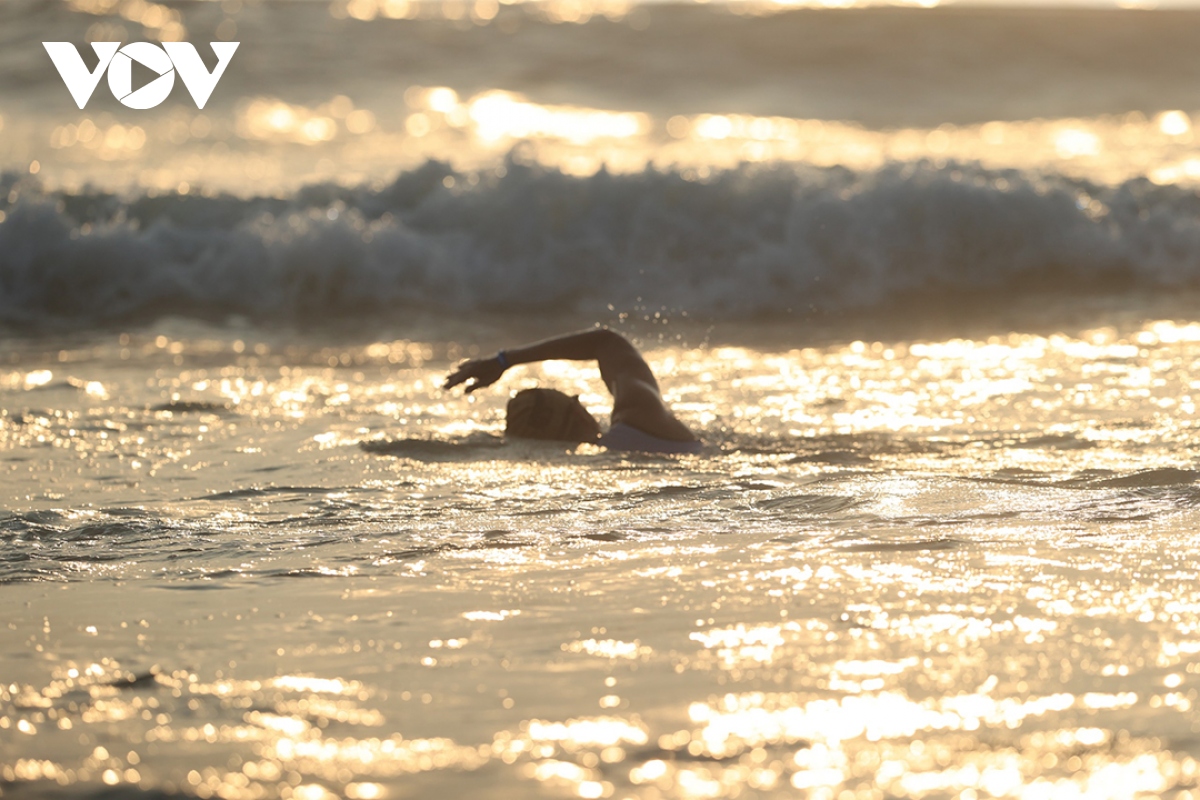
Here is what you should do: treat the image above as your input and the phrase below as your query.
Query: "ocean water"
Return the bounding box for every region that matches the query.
[6,1,1200,799]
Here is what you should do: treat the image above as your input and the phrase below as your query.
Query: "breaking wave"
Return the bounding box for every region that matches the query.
[3,159,1200,329]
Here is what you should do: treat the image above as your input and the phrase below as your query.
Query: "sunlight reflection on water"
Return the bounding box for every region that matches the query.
[4,317,1200,797]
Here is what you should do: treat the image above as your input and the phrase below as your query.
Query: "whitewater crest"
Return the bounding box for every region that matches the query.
[2,159,1199,329]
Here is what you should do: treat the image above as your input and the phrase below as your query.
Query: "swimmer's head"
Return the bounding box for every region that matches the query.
[506,388,601,443]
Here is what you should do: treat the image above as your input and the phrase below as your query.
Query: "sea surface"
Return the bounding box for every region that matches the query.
[5,1,1200,798]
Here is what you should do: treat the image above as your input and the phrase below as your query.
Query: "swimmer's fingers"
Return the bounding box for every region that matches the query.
[464,359,505,392]
[444,358,505,393]
[443,367,464,389]
[443,362,475,390]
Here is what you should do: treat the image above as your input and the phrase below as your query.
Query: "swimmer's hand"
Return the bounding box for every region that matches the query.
[444,357,506,393]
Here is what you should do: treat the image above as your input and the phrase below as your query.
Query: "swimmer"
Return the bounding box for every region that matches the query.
[444,328,702,454]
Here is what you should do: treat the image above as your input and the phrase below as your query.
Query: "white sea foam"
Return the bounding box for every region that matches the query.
[2,160,1199,328]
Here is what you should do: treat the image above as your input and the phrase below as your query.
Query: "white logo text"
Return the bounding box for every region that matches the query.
[43,41,239,110]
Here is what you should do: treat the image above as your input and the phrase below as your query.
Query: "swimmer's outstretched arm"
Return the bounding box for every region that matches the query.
[444,328,695,442]
[444,328,648,392]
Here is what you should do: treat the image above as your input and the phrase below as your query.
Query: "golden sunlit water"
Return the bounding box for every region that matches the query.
[11,1,1200,193]
[4,310,1200,798]
[22,82,1200,192]
[8,0,1200,796]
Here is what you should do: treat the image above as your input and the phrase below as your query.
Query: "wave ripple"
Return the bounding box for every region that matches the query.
[4,161,1200,328]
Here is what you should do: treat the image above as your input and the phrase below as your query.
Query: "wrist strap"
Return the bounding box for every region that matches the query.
[496,351,510,369]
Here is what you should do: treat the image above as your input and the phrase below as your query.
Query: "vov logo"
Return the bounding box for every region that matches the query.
[43,42,239,110]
